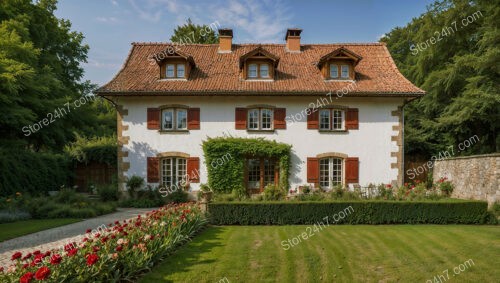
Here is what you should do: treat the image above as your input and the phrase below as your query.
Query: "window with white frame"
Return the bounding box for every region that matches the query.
[162,108,188,130]
[341,65,349,78]
[247,108,273,130]
[161,157,187,188]
[248,64,258,78]
[329,64,339,78]
[164,63,186,78]
[318,109,344,130]
[319,158,343,188]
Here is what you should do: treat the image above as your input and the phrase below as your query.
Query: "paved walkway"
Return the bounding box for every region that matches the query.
[0,208,153,267]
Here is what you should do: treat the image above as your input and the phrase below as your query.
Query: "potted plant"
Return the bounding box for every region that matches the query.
[198,183,213,202]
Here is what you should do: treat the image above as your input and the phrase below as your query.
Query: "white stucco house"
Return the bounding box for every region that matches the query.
[96,28,424,193]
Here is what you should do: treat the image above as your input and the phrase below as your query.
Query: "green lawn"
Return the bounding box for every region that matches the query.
[140,225,500,283]
[0,219,81,242]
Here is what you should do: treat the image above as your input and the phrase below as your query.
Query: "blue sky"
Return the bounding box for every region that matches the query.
[55,0,435,85]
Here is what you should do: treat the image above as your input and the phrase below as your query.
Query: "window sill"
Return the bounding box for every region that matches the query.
[318,129,348,133]
[159,129,189,134]
[158,78,188,81]
[247,129,275,133]
[324,78,355,82]
[245,78,274,82]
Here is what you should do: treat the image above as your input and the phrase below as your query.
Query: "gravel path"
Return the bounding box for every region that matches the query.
[0,208,154,267]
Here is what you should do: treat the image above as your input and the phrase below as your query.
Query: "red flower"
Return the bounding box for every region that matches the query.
[33,250,41,255]
[67,248,78,257]
[92,246,100,252]
[86,253,99,266]
[86,229,92,233]
[44,251,51,257]
[34,266,50,280]
[33,254,44,265]
[50,254,62,265]
[11,251,22,261]
[386,184,392,188]
[100,236,109,243]
[20,271,34,283]
[115,245,123,252]
[22,263,29,269]
[22,253,32,260]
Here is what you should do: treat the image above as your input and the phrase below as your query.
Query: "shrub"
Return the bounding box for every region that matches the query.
[208,200,493,225]
[98,184,119,202]
[263,184,285,201]
[437,178,454,196]
[165,190,189,204]
[126,175,145,198]
[0,210,31,223]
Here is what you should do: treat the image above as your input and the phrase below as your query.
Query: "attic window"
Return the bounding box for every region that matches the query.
[246,62,271,79]
[164,63,186,79]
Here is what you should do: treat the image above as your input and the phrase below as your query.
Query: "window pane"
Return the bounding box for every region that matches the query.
[264,159,275,186]
[176,64,185,78]
[260,64,269,78]
[332,110,343,130]
[331,158,342,185]
[319,159,330,188]
[319,109,330,130]
[330,64,338,78]
[261,109,273,130]
[162,109,174,130]
[247,159,261,189]
[341,65,349,78]
[248,109,259,129]
[166,64,175,78]
[161,158,173,187]
[248,64,257,78]
[176,158,187,187]
[176,109,187,129]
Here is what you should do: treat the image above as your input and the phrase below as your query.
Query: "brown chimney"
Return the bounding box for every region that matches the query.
[285,28,302,52]
[218,28,233,53]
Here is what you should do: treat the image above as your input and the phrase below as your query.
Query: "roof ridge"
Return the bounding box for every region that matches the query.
[131,42,385,46]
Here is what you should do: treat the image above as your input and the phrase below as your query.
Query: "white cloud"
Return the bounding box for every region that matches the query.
[95,16,119,23]
[110,0,119,6]
[127,0,293,42]
[85,59,121,70]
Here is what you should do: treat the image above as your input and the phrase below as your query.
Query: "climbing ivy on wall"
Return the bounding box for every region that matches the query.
[202,137,291,195]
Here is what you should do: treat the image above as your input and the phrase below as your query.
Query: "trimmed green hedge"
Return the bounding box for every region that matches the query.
[208,201,494,225]
[0,149,71,196]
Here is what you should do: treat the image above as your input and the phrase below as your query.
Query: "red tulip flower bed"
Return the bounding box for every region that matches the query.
[0,203,207,282]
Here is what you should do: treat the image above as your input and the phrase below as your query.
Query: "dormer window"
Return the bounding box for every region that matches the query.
[240,46,279,81]
[153,48,195,80]
[318,47,362,81]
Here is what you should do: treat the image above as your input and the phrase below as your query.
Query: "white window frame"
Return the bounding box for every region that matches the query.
[329,64,339,78]
[161,108,188,131]
[161,157,187,188]
[247,108,274,130]
[259,64,269,78]
[319,157,343,189]
[248,64,258,78]
[341,65,349,78]
[318,109,345,131]
[176,64,185,78]
[166,64,175,78]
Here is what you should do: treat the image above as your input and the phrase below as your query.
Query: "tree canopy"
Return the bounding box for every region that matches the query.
[170,18,219,44]
[0,0,115,151]
[381,0,499,157]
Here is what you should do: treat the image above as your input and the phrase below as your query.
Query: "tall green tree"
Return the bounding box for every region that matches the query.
[382,0,499,157]
[170,18,218,44]
[0,0,113,151]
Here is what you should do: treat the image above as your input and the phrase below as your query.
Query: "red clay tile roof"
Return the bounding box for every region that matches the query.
[96,42,425,97]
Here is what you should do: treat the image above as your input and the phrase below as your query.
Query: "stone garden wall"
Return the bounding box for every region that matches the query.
[433,153,499,206]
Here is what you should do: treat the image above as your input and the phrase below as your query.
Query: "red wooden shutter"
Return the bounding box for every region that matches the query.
[147,108,160,130]
[307,157,319,184]
[345,157,359,183]
[187,157,200,183]
[307,108,318,129]
[346,108,359,130]
[274,108,286,129]
[147,157,159,183]
[187,108,200,130]
[235,108,247,129]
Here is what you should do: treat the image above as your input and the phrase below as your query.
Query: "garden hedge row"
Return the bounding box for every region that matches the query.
[208,201,495,225]
[0,149,71,196]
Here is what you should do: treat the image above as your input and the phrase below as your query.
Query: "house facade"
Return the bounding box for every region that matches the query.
[96,28,424,193]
